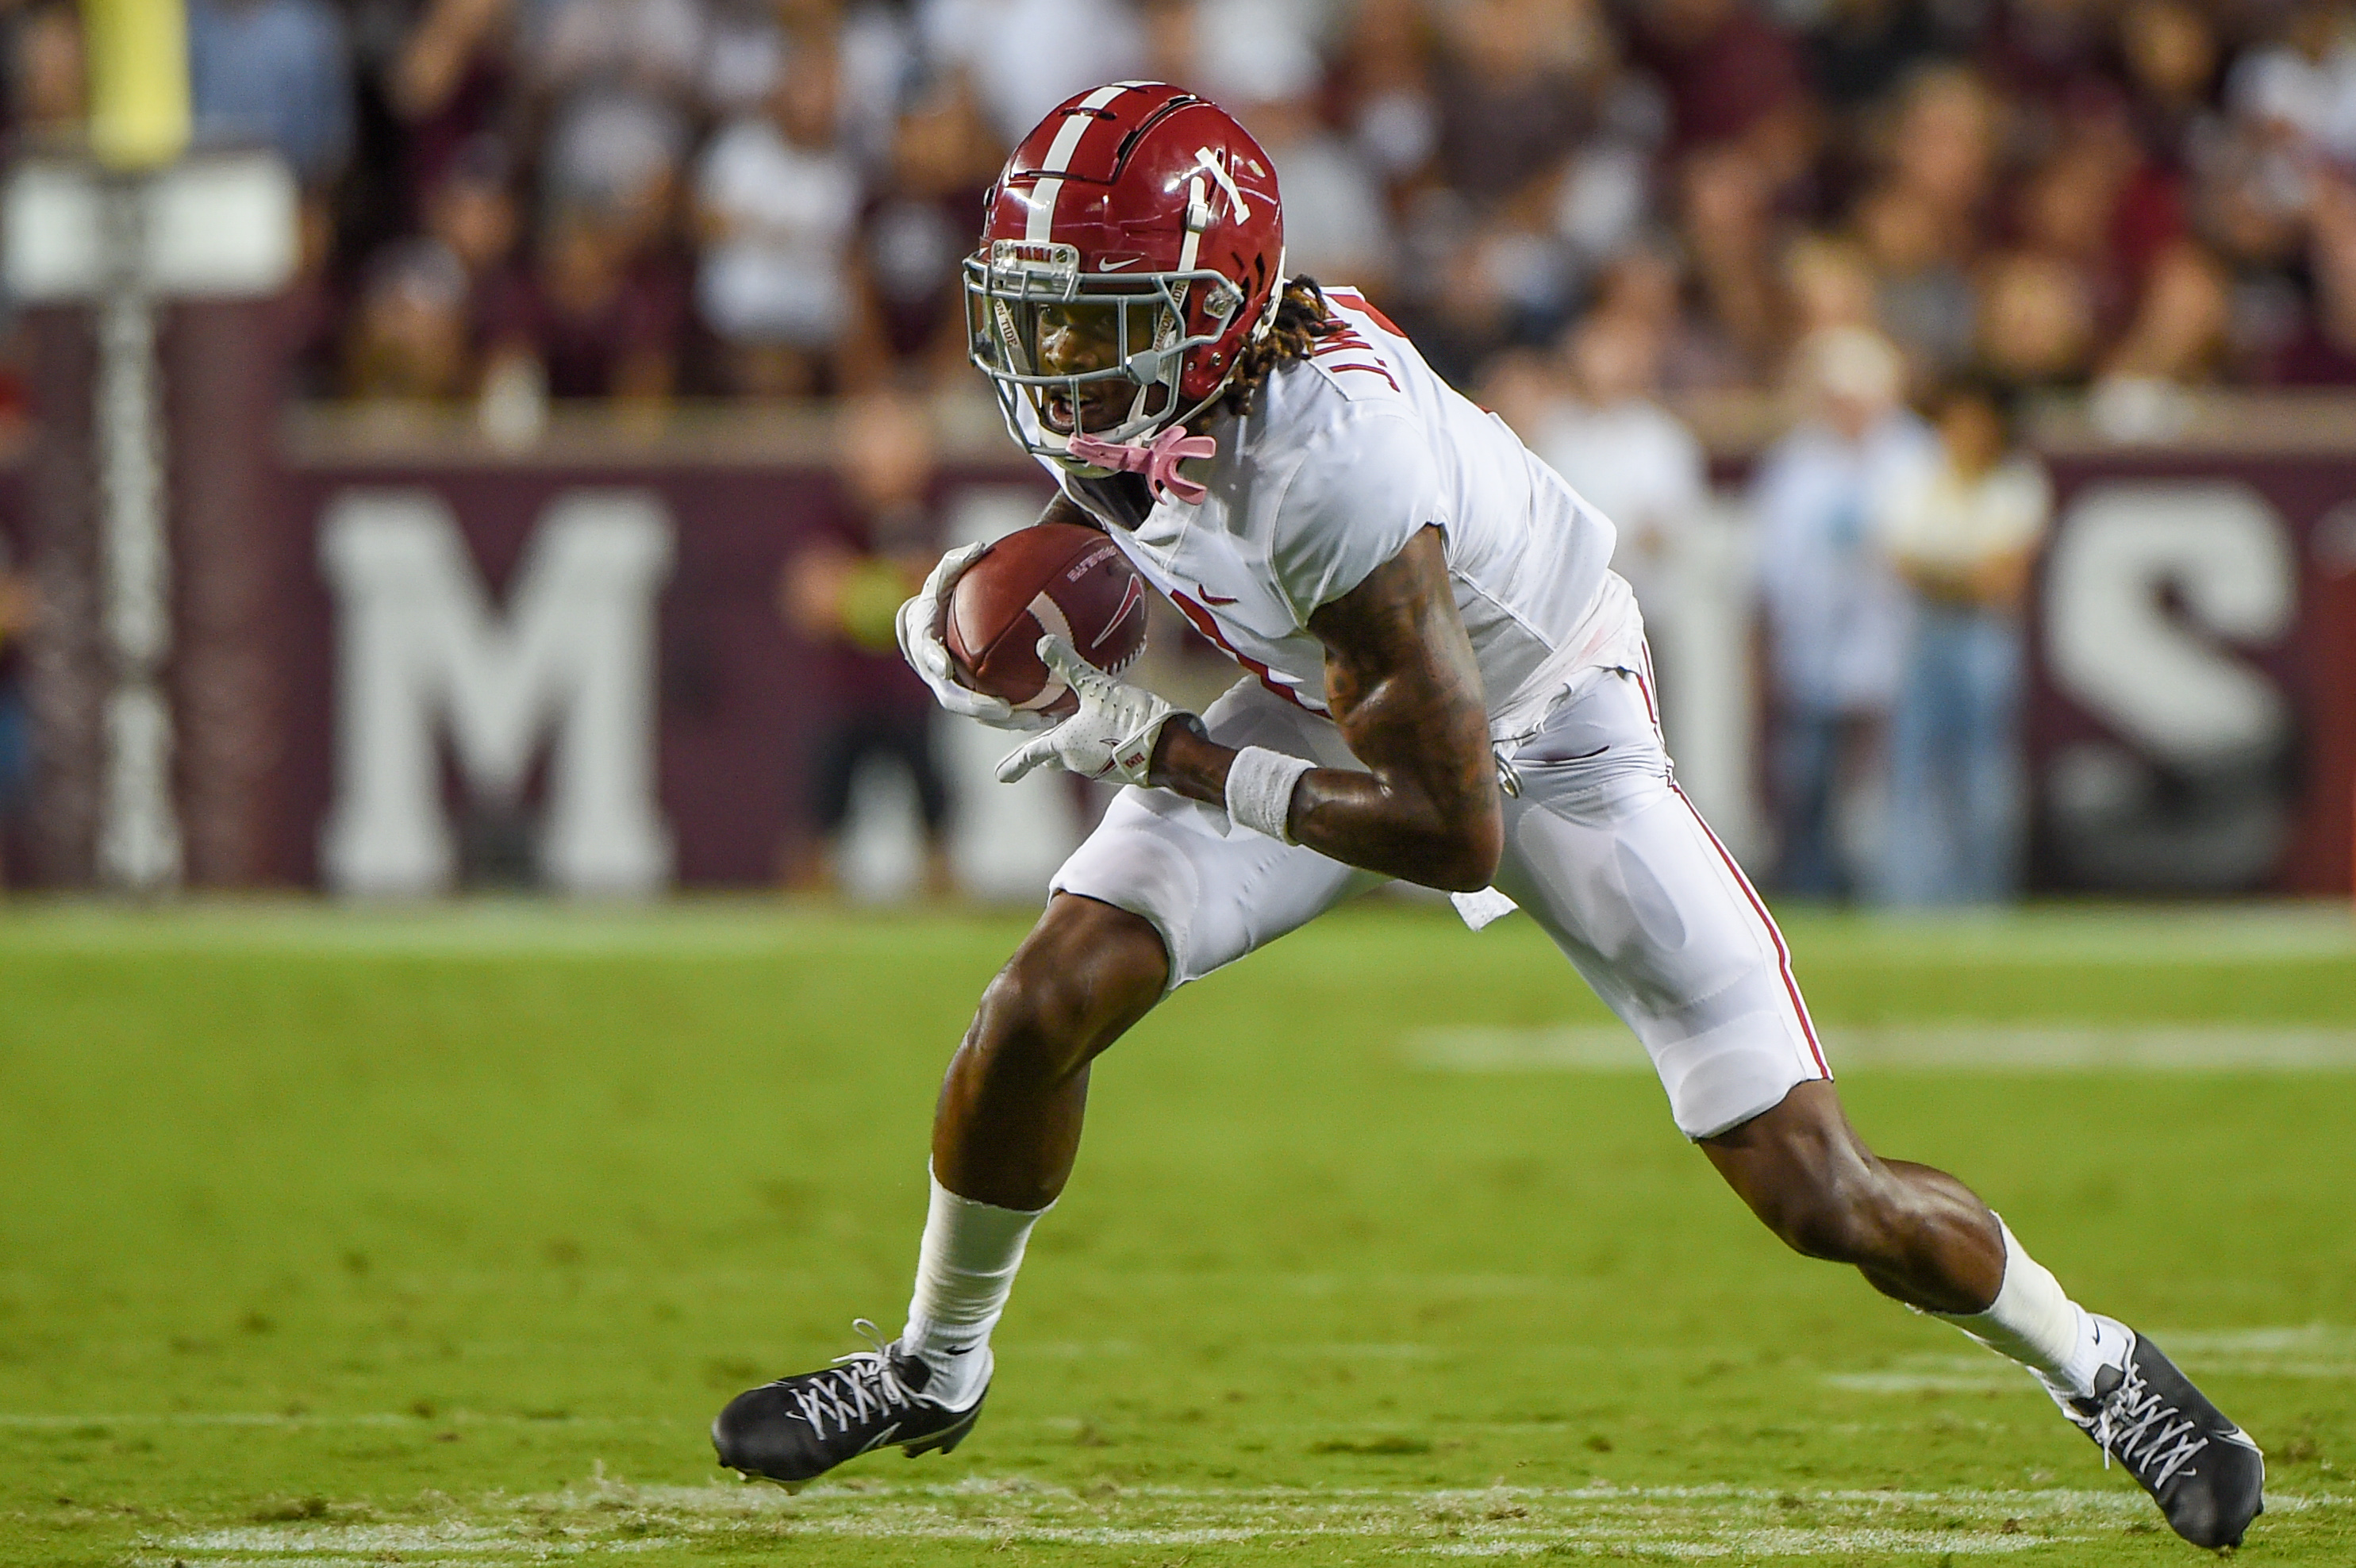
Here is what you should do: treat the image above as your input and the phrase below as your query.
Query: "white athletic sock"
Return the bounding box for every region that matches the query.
[900,1170,1050,1409]
[1931,1217,2110,1397]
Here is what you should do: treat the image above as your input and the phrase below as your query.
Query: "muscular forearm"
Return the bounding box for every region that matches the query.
[1149,722,1500,892]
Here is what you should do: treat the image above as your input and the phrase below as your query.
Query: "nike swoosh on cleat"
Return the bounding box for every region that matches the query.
[1197,586,1239,605]
[853,1423,901,1455]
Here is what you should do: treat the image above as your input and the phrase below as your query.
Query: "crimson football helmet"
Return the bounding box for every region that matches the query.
[965,82,1286,471]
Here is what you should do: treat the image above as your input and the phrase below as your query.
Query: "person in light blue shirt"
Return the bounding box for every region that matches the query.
[186,0,354,187]
[1751,326,1933,899]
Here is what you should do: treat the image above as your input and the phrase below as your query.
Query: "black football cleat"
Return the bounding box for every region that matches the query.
[2045,1319,2264,1550]
[712,1320,987,1485]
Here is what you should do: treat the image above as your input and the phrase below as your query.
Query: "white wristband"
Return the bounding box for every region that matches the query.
[1224,745,1315,844]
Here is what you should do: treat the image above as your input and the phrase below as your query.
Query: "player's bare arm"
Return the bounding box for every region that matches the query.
[1149,526,1501,892]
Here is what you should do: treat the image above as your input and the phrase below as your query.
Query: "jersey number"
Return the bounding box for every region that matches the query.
[1307,319,1400,390]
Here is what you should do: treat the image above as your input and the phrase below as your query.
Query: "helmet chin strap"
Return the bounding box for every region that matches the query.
[1067,425,1218,505]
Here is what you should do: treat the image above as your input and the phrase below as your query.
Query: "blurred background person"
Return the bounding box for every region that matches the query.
[1529,299,1708,648]
[340,237,476,402]
[694,33,871,397]
[479,197,689,412]
[186,0,354,190]
[851,74,1002,390]
[5,0,86,152]
[1752,325,1929,900]
[1874,374,2051,907]
[778,390,951,897]
[0,536,31,890]
[917,0,1145,146]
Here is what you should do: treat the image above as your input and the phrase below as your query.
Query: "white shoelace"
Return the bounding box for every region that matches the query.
[783,1319,919,1439]
[2091,1362,2209,1488]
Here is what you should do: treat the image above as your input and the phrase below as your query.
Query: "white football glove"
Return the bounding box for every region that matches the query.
[893,542,1052,732]
[996,636,1180,787]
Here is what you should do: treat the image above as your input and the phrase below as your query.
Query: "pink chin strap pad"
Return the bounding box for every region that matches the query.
[1067,426,1217,505]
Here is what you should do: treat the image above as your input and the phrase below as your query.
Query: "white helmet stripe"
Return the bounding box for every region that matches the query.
[1039,109,1097,176]
[1024,83,1137,244]
[1024,178,1063,243]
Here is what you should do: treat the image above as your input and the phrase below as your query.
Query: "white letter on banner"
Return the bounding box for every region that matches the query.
[2045,481,2293,764]
[318,489,675,896]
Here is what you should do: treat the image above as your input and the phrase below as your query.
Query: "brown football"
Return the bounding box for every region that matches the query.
[944,522,1149,719]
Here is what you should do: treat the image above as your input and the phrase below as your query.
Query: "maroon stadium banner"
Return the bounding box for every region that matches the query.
[2,416,2352,896]
[271,448,1056,893]
[271,439,2356,896]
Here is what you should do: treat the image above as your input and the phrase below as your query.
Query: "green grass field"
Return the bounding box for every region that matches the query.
[2,898,2351,1566]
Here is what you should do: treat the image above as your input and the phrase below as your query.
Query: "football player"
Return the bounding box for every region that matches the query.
[713,83,2262,1550]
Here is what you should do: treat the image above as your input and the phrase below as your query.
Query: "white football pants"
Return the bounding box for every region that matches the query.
[1051,661,1830,1139]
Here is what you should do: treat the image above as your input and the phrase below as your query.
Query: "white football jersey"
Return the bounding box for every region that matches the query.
[1040,290,1632,740]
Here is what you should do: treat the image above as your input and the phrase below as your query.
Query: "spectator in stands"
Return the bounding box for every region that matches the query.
[1753,325,1930,899]
[1805,0,1961,117]
[1785,235,1879,343]
[482,198,689,406]
[1329,0,1439,194]
[1139,0,1392,298]
[528,0,702,271]
[1530,303,1708,638]
[0,537,33,890]
[1977,248,2097,386]
[1628,0,1811,178]
[695,33,870,397]
[1874,375,2050,905]
[918,0,1145,145]
[382,0,514,208]
[2227,0,2356,167]
[2093,239,2232,434]
[5,0,84,148]
[1884,64,1999,251]
[1406,0,1615,367]
[701,0,917,168]
[1249,89,1395,299]
[855,74,1001,387]
[779,390,951,896]
[421,136,525,306]
[342,238,475,402]
[1978,0,2116,112]
[1856,180,1978,382]
[186,0,354,186]
[2263,170,2356,382]
[2119,0,2221,174]
[1677,142,1786,379]
[1139,0,1321,110]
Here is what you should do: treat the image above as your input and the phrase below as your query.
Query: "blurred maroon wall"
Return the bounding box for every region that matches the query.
[275,459,1049,888]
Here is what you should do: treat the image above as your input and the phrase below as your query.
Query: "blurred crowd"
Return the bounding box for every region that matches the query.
[4,0,2356,414]
[6,0,2348,900]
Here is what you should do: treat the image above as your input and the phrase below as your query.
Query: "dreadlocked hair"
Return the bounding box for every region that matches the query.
[1220,276,1346,418]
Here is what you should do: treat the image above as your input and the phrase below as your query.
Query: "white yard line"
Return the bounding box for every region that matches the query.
[1408,1024,2356,1072]
[146,1479,2354,1563]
